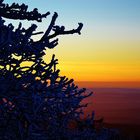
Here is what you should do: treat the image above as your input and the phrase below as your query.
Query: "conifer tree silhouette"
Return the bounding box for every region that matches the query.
[0,1,93,139]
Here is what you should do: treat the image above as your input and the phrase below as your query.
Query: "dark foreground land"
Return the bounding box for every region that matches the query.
[105,123,140,140]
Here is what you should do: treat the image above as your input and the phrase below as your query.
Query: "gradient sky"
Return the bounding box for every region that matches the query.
[5,0,140,82]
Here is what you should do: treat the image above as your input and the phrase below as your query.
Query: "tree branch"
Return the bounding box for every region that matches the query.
[49,23,83,39]
[0,1,50,22]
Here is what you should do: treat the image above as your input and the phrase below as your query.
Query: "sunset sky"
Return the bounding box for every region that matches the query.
[5,0,140,82]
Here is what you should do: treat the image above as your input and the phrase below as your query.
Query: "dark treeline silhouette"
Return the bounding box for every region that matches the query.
[0,0,93,139]
[0,0,120,139]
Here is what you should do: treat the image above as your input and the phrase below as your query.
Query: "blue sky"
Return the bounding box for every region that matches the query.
[4,0,140,40]
[3,0,140,81]
[5,0,140,23]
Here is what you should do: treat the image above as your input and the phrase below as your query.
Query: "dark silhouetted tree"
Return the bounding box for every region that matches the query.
[0,1,93,139]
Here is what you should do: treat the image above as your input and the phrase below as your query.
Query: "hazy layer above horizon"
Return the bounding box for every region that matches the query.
[75,81,140,89]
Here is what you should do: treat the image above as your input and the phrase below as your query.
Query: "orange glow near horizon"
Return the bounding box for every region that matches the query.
[43,40,140,82]
[75,81,140,89]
